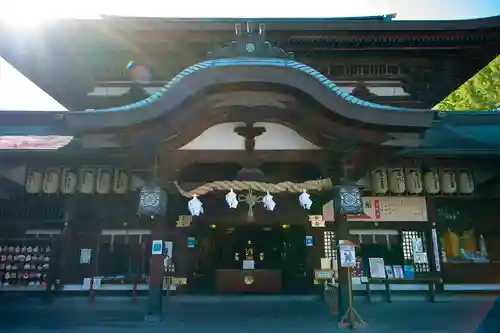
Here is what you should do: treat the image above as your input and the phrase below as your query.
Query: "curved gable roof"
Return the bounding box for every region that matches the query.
[1,57,500,154]
[64,58,435,131]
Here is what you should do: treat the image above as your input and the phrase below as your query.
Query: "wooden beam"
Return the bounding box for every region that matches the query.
[159,150,331,182]
[110,103,393,151]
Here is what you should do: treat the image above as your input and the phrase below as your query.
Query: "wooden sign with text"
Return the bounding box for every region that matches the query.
[176,215,192,228]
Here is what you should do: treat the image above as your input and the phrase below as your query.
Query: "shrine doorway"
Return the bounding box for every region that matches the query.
[189,224,313,295]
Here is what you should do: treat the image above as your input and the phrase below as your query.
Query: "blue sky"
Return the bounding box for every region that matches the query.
[2,0,500,21]
[1,0,500,111]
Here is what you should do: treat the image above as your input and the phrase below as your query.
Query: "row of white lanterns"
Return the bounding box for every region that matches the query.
[370,167,474,195]
[25,167,131,195]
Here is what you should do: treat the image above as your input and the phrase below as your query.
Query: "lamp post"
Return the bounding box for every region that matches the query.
[138,186,167,218]
[137,185,167,322]
[333,184,363,320]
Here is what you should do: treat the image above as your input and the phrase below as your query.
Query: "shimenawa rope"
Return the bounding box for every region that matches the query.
[173,178,333,198]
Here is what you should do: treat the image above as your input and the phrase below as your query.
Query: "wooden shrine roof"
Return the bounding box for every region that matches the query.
[1,36,500,153]
[1,15,500,110]
[39,14,500,33]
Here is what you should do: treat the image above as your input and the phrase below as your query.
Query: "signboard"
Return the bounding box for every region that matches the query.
[164,241,173,259]
[412,237,428,264]
[82,278,91,290]
[82,277,101,290]
[93,277,102,290]
[339,244,356,268]
[243,260,255,270]
[413,252,428,264]
[152,240,163,255]
[315,269,334,280]
[431,229,441,272]
[187,237,195,248]
[305,236,313,247]
[412,238,424,253]
[176,215,192,228]
[321,257,332,269]
[368,258,386,278]
[309,215,326,228]
[322,196,428,222]
[79,249,91,264]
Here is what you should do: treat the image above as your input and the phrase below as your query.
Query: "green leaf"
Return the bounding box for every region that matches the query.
[434,55,500,111]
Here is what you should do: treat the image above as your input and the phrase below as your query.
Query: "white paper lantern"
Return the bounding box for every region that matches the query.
[263,192,276,211]
[188,195,204,216]
[225,189,238,209]
[96,168,112,194]
[405,168,423,194]
[113,169,129,194]
[458,169,474,195]
[60,168,77,194]
[370,168,389,195]
[25,168,43,194]
[440,169,457,194]
[388,168,406,194]
[423,169,440,194]
[299,190,313,210]
[42,168,60,194]
[78,168,96,194]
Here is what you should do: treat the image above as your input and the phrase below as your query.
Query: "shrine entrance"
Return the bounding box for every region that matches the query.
[189,224,313,295]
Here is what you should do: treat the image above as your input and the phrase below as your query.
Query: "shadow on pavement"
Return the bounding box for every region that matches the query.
[475,296,500,333]
[0,295,497,332]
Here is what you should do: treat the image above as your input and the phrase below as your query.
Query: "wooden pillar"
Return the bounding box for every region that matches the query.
[325,156,354,319]
[425,199,440,276]
[305,216,325,296]
[146,217,167,320]
[173,227,190,295]
[334,209,350,318]
[136,183,169,320]
[49,197,75,298]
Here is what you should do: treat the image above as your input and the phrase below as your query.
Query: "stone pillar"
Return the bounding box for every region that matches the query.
[146,217,167,321]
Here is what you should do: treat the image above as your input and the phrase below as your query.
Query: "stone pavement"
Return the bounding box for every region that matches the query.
[0,295,498,332]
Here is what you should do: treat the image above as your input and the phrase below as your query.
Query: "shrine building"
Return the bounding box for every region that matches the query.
[1,15,500,317]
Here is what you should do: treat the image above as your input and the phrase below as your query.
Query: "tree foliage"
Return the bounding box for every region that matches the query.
[434,55,500,111]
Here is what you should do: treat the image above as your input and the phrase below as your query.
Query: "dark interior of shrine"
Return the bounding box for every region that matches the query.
[189,224,313,295]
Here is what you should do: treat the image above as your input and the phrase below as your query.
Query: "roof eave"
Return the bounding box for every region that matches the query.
[30,15,500,33]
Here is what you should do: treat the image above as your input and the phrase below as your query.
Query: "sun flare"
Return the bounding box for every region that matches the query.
[0,4,100,28]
